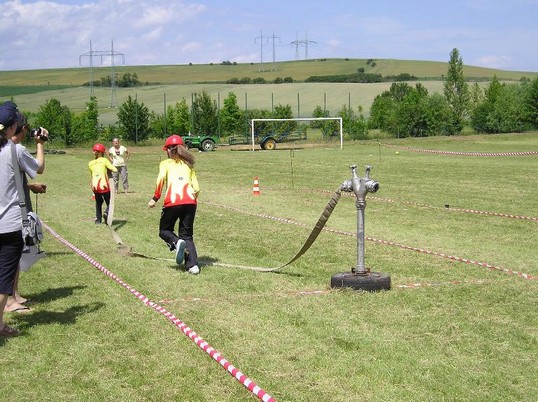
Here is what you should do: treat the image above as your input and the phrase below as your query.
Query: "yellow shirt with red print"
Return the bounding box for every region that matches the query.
[89,156,117,194]
[152,158,199,207]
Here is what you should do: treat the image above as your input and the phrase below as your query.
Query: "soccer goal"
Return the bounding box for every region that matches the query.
[250,117,343,151]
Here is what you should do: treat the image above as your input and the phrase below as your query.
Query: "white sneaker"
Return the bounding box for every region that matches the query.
[175,240,186,265]
[188,265,200,275]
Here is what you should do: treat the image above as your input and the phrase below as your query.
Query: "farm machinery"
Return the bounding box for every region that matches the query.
[182,134,219,152]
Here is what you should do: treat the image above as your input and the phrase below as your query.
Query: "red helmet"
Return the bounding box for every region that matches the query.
[163,134,184,150]
[93,143,106,153]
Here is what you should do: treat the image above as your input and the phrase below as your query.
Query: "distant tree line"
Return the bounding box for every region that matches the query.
[226,76,294,84]
[369,49,538,136]
[83,72,142,88]
[7,48,538,146]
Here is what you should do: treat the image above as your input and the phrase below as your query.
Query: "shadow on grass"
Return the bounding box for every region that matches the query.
[24,285,87,304]
[11,302,105,330]
[36,251,73,257]
[111,219,128,231]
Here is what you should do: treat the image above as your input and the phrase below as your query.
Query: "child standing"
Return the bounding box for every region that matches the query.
[148,135,200,274]
[89,143,117,224]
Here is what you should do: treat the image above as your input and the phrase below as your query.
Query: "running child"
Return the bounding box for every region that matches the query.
[148,135,200,275]
[89,143,117,224]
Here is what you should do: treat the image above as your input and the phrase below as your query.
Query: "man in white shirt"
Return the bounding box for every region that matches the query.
[108,138,130,194]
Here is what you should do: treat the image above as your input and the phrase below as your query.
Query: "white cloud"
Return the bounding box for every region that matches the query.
[0,0,537,71]
[473,55,512,69]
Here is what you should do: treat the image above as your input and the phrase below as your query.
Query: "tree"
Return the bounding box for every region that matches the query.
[368,83,413,136]
[34,98,73,146]
[470,77,530,133]
[310,105,329,129]
[469,82,484,115]
[492,84,528,133]
[272,103,296,134]
[149,98,192,139]
[118,72,140,87]
[117,95,150,143]
[397,83,430,137]
[443,48,469,135]
[422,93,451,135]
[525,76,538,128]
[220,92,243,136]
[72,96,100,144]
[191,91,218,134]
[171,98,191,135]
[338,104,367,140]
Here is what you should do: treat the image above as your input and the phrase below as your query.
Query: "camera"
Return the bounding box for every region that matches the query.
[24,233,35,246]
[29,128,48,141]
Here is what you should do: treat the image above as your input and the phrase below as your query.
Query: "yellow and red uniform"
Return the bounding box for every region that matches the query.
[89,156,117,193]
[152,158,199,207]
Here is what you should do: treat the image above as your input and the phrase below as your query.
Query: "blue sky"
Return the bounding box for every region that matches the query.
[1,0,537,72]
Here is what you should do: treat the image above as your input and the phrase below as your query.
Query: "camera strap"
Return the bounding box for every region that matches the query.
[10,143,30,227]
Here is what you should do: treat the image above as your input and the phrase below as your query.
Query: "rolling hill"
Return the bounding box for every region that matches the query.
[0,58,536,125]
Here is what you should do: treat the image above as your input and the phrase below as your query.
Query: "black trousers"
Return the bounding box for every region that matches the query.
[159,204,198,269]
[0,231,24,295]
[94,191,111,223]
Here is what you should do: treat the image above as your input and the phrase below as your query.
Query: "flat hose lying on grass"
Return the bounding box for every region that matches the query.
[109,188,342,272]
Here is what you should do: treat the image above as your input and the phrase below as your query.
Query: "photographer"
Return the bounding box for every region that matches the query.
[4,112,48,314]
[0,101,48,336]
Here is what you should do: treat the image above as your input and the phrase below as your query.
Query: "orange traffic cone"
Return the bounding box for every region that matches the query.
[252,177,260,195]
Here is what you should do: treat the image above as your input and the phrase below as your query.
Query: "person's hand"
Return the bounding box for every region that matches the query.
[34,127,49,144]
[28,183,47,194]
[148,199,156,208]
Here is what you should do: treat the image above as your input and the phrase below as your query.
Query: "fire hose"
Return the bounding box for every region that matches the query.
[109,188,343,272]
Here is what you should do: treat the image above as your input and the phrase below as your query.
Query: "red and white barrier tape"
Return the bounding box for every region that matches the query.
[396,279,489,289]
[203,201,537,281]
[381,143,538,157]
[306,188,538,222]
[42,222,276,402]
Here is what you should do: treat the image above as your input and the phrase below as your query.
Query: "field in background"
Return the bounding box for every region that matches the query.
[1,58,535,87]
[1,133,537,401]
[5,81,449,126]
[1,58,536,127]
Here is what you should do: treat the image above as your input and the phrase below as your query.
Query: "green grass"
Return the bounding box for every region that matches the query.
[1,133,537,401]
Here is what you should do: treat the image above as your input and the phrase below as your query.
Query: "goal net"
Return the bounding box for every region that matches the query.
[250,117,343,151]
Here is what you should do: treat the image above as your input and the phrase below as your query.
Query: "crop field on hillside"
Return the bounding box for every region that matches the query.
[1,58,535,128]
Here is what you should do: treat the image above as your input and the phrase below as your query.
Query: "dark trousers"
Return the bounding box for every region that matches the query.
[159,204,198,269]
[94,191,111,223]
[0,231,24,295]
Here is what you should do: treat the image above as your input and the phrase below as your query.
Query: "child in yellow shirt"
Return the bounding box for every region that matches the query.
[148,135,200,274]
[89,143,117,224]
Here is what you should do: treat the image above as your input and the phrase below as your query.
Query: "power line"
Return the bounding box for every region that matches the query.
[79,39,125,107]
[269,30,280,71]
[254,30,268,72]
[289,31,317,60]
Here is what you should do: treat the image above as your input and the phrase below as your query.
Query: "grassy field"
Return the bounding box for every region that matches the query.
[1,58,537,127]
[4,81,449,126]
[1,58,535,87]
[1,133,536,401]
